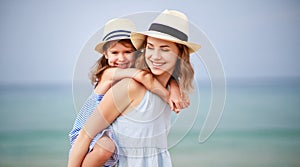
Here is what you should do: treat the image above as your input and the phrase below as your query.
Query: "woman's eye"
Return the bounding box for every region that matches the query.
[147,46,153,50]
[146,44,153,49]
[161,48,169,52]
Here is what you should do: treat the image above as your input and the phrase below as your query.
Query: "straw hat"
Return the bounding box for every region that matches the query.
[130,10,201,54]
[95,18,136,54]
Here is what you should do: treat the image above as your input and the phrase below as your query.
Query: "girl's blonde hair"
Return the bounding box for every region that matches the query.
[89,39,137,87]
[135,39,194,96]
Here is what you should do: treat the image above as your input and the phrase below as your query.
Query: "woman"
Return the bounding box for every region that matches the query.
[71,9,200,166]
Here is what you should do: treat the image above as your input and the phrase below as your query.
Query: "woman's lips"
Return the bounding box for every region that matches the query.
[150,61,165,68]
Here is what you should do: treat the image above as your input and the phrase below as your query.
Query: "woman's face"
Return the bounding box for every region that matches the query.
[145,37,179,76]
[105,42,136,69]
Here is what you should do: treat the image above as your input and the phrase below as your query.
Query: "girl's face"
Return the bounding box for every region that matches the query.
[105,42,135,69]
[145,37,179,76]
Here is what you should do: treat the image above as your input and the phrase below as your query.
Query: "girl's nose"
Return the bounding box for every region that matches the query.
[118,53,125,61]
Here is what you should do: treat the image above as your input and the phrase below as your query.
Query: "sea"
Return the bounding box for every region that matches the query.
[0,78,299,167]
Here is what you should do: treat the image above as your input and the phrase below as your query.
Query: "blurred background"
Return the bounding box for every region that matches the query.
[0,0,299,166]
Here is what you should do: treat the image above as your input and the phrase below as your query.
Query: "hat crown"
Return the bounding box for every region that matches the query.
[95,18,136,53]
[130,10,201,54]
[101,18,136,41]
[150,10,189,40]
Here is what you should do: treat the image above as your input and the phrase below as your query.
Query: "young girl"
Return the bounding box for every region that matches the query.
[68,18,187,167]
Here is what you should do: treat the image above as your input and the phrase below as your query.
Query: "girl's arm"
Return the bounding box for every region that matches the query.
[106,68,189,112]
[103,67,170,102]
[68,78,142,167]
[168,78,190,113]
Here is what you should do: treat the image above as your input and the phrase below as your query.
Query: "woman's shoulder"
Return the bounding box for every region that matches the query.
[116,78,147,114]
[116,78,146,102]
[118,78,146,94]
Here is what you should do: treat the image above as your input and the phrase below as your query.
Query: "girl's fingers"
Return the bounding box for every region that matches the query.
[174,107,180,114]
[169,100,175,111]
[174,101,182,111]
[182,101,190,109]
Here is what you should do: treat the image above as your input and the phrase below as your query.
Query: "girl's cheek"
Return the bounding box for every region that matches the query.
[107,58,116,66]
[108,56,117,62]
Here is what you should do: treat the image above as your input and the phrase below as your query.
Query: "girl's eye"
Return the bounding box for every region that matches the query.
[125,51,133,54]
[111,51,118,54]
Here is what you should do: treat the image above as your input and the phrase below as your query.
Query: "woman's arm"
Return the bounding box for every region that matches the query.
[103,67,170,102]
[68,78,143,167]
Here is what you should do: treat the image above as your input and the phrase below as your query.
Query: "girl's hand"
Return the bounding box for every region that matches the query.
[168,89,190,114]
[169,93,190,114]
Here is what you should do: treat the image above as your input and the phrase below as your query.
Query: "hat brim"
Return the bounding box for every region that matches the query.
[130,31,201,54]
[95,36,132,54]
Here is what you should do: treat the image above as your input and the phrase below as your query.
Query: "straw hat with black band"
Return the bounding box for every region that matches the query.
[130,9,201,54]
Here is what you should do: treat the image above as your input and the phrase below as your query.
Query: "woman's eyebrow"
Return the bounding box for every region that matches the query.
[146,42,154,46]
[146,42,169,48]
[160,45,170,48]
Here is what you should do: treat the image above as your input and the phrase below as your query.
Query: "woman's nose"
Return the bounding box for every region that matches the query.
[151,49,162,60]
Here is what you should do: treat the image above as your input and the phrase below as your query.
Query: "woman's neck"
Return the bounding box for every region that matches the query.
[156,72,172,88]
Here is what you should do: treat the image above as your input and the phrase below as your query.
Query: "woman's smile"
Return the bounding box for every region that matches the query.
[150,60,166,68]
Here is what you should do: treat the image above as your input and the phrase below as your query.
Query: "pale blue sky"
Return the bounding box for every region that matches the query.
[0,0,299,84]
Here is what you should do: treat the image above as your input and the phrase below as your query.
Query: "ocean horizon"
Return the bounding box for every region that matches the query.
[0,78,299,167]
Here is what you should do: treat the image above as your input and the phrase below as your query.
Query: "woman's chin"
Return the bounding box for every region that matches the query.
[150,67,170,76]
